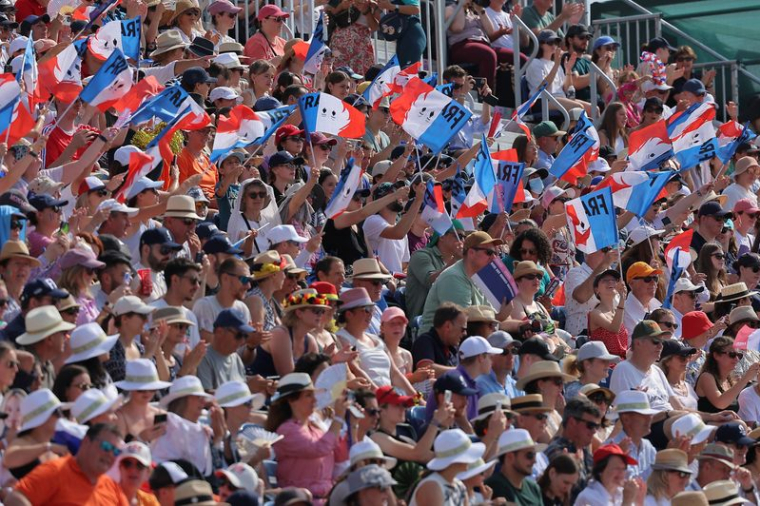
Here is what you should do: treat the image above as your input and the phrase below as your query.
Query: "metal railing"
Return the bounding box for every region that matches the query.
[693,61,740,122]
[511,14,538,108]
[540,90,570,130]
[588,61,617,120]
[591,13,662,69]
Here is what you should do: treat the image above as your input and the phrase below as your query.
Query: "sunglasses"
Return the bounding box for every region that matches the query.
[365,408,381,417]
[184,9,200,16]
[712,253,726,260]
[520,248,537,256]
[121,459,147,471]
[286,273,302,280]
[307,307,326,315]
[159,245,177,256]
[100,440,122,457]
[62,307,80,316]
[473,247,498,256]
[636,276,658,283]
[351,306,373,314]
[266,16,287,22]
[523,451,537,460]
[10,220,24,230]
[573,416,601,430]
[656,321,679,330]
[247,191,267,199]
[739,212,759,219]
[95,189,109,197]
[718,350,745,360]
[518,274,542,281]
[530,413,548,421]
[182,218,198,226]
[317,144,332,151]
[547,377,564,386]
[721,228,731,234]
[285,136,303,142]
[182,275,201,285]
[588,393,609,404]
[647,337,665,346]
[223,272,252,285]
[502,347,520,356]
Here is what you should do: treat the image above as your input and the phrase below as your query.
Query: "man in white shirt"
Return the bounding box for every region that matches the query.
[363,182,422,274]
[192,257,252,342]
[722,157,759,211]
[732,198,759,254]
[564,248,619,336]
[624,262,663,337]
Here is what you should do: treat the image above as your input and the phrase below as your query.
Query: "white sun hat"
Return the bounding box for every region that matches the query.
[114,359,172,391]
[17,306,76,346]
[214,380,265,411]
[159,376,212,407]
[65,323,119,364]
[19,388,63,432]
[71,388,120,424]
[427,429,486,471]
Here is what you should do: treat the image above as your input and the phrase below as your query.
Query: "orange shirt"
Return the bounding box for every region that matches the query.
[15,455,129,506]
[172,148,218,201]
[244,32,286,61]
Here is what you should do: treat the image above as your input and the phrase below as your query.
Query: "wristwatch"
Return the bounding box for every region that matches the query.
[394,5,399,13]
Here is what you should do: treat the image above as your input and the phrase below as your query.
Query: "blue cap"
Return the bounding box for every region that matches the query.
[590,175,604,186]
[29,194,68,211]
[254,96,282,112]
[432,371,478,396]
[592,35,620,51]
[213,309,255,333]
[715,422,756,446]
[203,236,243,256]
[269,150,304,167]
[196,222,220,241]
[21,278,68,304]
[683,78,707,96]
[181,67,217,89]
[140,227,182,249]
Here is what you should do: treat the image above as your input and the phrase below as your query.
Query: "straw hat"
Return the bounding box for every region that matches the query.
[271,372,315,403]
[150,30,188,58]
[19,389,62,432]
[159,376,213,407]
[169,0,201,24]
[703,480,750,506]
[464,305,498,324]
[427,429,486,471]
[71,388,120,424]
[471,392,516,422]
[65,323,118,364]
[671,492,709,506]
[58,295,81,313]
[665,413,717,445]
[493,428,535,459]
[281,254,308,279]
[716,282,759,303]
[698,444,738,469]
[578,383,615,404]
[651,449,692,474]
[349,439,397,469]
[17,306,76,346]
[513,261,544,280]
[214,380,265,411]
[114,359,172,391]
[0,240,40,267]
[515,360,574,391]
[283,288,331,312]
[728,305,760,325]
[173,480,220,506]
[153,306,195,327]
[338,287,374,312]
[511,394,553,414]
[251,250,285,280]
[350,258,392,280]
[163,195,202,220]
[113,296,156,317]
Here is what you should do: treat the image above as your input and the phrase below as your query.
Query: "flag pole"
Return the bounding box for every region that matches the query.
[50,99,77,132]
[240,144,265,167]
[414,142,423,174]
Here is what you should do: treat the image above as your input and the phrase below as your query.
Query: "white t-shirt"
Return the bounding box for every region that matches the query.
[484,7,514,50]
[124,219,160,262]
[363,215,410,274]
[564,263,596,336]
[609,360,675,412]
[192,295,251,334]
[526,57,566,97]
[149,298,201,357]
[738,385,760,424]
[722,183,757,211]
[624,293,662,339]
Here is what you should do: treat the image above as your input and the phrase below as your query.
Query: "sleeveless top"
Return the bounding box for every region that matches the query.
[249,286,278,331]
[336,329,392,387]
[696,373,740,413]
[9,458,40,479]
[410,473,467,506]
[249,326,311,377]
[588,314,629,360]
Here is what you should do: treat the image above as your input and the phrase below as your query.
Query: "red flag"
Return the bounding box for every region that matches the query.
[389,62,422,94]
[664,229,694,261]
[112,76,164,114]
[0,102,35,147]
[488,110,502,139]
[114,150,155,202]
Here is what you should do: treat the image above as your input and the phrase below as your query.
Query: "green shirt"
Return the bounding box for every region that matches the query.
[485,472,542,506]
[420,260,490,329]
[521,4,564,37]
[405,245,445,320]
[573,56,591,101]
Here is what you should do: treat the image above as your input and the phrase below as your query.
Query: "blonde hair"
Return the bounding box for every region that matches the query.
[645,469,670,501]
[58,265,88,298]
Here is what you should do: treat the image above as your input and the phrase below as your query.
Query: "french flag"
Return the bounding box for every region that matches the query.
[324,158,362,219]
[667,102,716,141]
[389,61,422,94]
[596,171,649,209]
[628,120,673,171]
[489,149,525,213]
[562,111,600,183]
[449,174,468,219]
[623,170,674,217]
[564,187,618,254]
[114,149,155,202]
[298,92,366,138]
[362,55,400,108]
[421,180,453,235]
[663,248,686,310]
[304,16,329,75]
[147,97,211,169]
[510,82,547,139]
[210,106,265,162]
[734,324,760,351]
[88,17,141,61]
[130,85,189,125]
[79,49,133,112]
[549,130,595,180]
[0,74,20,130]
[111,76,164,114]
[390,77,472,154]
[672,121,718,170]
[38,44,82,102]
[251,105,294,146]
[717,122,757,164]
[664,228,694,268]
[18,37,39,106]
[0,99,35,147]
[461,136,495,218]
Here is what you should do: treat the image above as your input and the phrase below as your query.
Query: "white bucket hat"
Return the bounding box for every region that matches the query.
[576,341,621,363]
[610,390,659,419]
[427,429,486,471]
[17,306,76,346]
[19,388,62,432]
[114,359,172,391]
[215,462,259,493]
[159,376,212,407]
[214,381,265,411]
[71,388,120,424]
[65,323,119,364]
[494,428,536,458]
[667,413,717,445]
[349,439,397,469]
[456,458,496,481]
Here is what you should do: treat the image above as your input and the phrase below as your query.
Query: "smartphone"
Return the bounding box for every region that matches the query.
[60,222,69,234]
[473,77,486,89]
[482,94,499,107]
[444,389,452,405]
[266,375,280,381]
[154,413,167,424]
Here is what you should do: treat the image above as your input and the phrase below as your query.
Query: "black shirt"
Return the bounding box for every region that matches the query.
[411,328,458,370]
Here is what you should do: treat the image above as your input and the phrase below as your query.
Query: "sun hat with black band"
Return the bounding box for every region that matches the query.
[471,392,516,422]
[715,282,759,303]
[493,428,536,459]
[698,443,738,469]
[510,394,552,414]
[671,492,709,506]
[271,372,315,403]
[578,383,615,403]
[651,449,692,474]
[703,480,748,506]
[174,480,219,506]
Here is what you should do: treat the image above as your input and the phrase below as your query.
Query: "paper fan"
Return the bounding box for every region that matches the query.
[235,424,283,460]
[315,363,348,410]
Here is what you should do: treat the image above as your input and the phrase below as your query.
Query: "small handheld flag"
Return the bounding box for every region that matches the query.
[210,106,265,162]
[79,49,133,111]
[324,158,362,219]
[624,170,674,217]
[460,135,495,217]
[362,55,400,108]
[421,180,453,235]
[549,130,594,180]
[304,15,329,75]
[489,151,525,214]
[628,120,673,171]
[88,17,141,61]
[564,186,618,254]
[298,92,366,138]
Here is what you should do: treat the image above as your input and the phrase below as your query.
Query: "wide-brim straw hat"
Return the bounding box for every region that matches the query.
[349,258,392,280]
[163,195,202,220]
[716,282,759,303]
[169,0,201,24]
[0,240,41,267]
[17,306,75,346]
[471,392,516,422]
[511,394,553,414]
[150,30,188,58]
[651,449,692,474]
[513,260,544,280]
[515,360,575,391]
[159,375,213,407]
[271,372,315,403]
[703,480,751,506]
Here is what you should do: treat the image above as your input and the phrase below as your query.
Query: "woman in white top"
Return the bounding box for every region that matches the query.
[335,288,415,394]
[167,0,204,45]
[410,429,484,506]
[206,0,240,50]
[242,60,276,108]
[226,178,281,253]
[525,30,593,115]
[576,444,645,506]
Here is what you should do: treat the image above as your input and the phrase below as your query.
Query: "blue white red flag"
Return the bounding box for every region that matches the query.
[662,250,685,310]
[114,149,155,203]
[421,180,453,235]
[388,62,422,94]
[549,130,595,180]
[717,122,757,164]
[324,158,362,219]
[436,83,454,97]
[595,171,650,209]
[672,121,718,169]
[460,135,495,217]
[734,325,760,351]
[665,229,693,269]
[88,17,141,61]
[210,106,265,162]
[489,151,525,213]
[145,96,210,168]
[624,170,674,217]
[18,37,38,105]
[509,81,547,139]
[472,257,519,308]
[362,55,400,108]
[79,49,132,111]
[666,102,716,141]
[38,44,82,102]
[449,174,469,219]
[0,74,21,130]
[423,72,438,87]
[130,85,190,125]
[561,110,600,183]
[390,77,472,154]
[304,16,329,75]
[564,186,618,254]
[627,120,673,171]
[252,105,294,146]
[299,92,366,138]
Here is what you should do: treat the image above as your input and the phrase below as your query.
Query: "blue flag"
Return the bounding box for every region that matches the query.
[549,131,594,179]
[565,186,618,254]
[79,48,131,107]
[662,249,685,310]
[304,16,328,74]
[717,123,758,164]
[423,72,438,87]
[250,106,294,146]
[490,160,525,213]
[625,170,673,217]
[130,85,189,125]
[436,83,454,97]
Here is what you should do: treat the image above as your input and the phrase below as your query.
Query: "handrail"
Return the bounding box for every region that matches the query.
[588,62,617,120]
[511,14,539,108]
[540,90,570,131]
[592,12,663,24]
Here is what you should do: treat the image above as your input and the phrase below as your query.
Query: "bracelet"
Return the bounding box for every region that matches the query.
[617,305,625,310]
[28,150,39,158]
[97,134,108,143]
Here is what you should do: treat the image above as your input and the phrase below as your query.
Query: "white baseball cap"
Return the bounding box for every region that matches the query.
[267,224,308,245]
[114,145,144,167]
[9,36,28,55]
[215,462,259,492]
[541,186,575,209]
[576,341,620,363]
[589,158,611,173]
[627,225,666,246]
[97,199,139,217]
[118,441,152,467]
[209,86,243,104]
[674,277,705,294]
[113,296,156,316]
[126,177,163,200]
[459,336,503,360]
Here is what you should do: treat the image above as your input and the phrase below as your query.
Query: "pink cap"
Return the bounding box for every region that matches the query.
[733,198,760,215]
[256,4,289,21]
[208,0,242,15]
[381,307,408,324]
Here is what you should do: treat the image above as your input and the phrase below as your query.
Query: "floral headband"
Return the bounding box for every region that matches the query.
[286,292,330,307]
[253,257,286,276]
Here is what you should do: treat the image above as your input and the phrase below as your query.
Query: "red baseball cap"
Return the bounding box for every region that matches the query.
[256,4,288,21]
[376,386,415,407]
[275,124,304,146]
[681,311,713,340]
[593,444,638,466]
[733,198,760,215]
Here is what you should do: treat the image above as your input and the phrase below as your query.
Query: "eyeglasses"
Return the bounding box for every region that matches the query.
[266,16,287,22]
[74,382,92,390]
[502,347,519,356]
[95,189,109,197]
[99,440,122,457]
[352,306,373,314]
[317,144,332,151]
[121,459,147,471]
[10,220,23,230]
[520,248,537,256]
[182,275,201,285]
[718,350,745,360]
[61,308,80,316]
[85,267,99,275]
[573,416,601,430]
[656,321,679,330]
[233,331,248,340]
[588,393,609,404]
[365,408,381,417]
[518,274,541,281]
[472,248,497,256]
[181,218,197,226]
[247,191,267,199]
[647,337,665,346]
[529,413,548,421]
[636,276,658,283]
[712,253,726,260]
[223,271,252,285]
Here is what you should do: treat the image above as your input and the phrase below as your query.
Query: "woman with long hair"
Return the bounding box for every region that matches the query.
[242,60,276,107]
[0,342,19,398]
[268,372,348,502]
[513,135,539,168]
[644,449,692,505]
[226,178,280,254]
[538,454,580,506]
[657,337,699,411]
[323,71,351,100]
[509,262,557,348]
[564,341,620,400]
[717,221,739,276]
[695,242,728,301]
[51,365,91,404]
[597,102,629,156]
[167,0,203,44]
[56,248,104,325]
[696,336,760,413]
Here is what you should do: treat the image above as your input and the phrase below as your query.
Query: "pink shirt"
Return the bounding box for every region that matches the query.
[244,32,286,61]
[273,419,341,501]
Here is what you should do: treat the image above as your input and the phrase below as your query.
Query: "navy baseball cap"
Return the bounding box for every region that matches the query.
[647,36,676,52]
[698,201,733,219]
[269,150,304,167]
[254,96,282,112]
[433,371,478,396]
[196,222,221,241]
[682,78,707,96]
[181,67,217,89]
[213,309,254,333]
[203,236,243,256]
[715,422,756,447]
[140,228,182,250]
[21,278,68,304]
[336,66,363,80]
[29,194,68,211]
